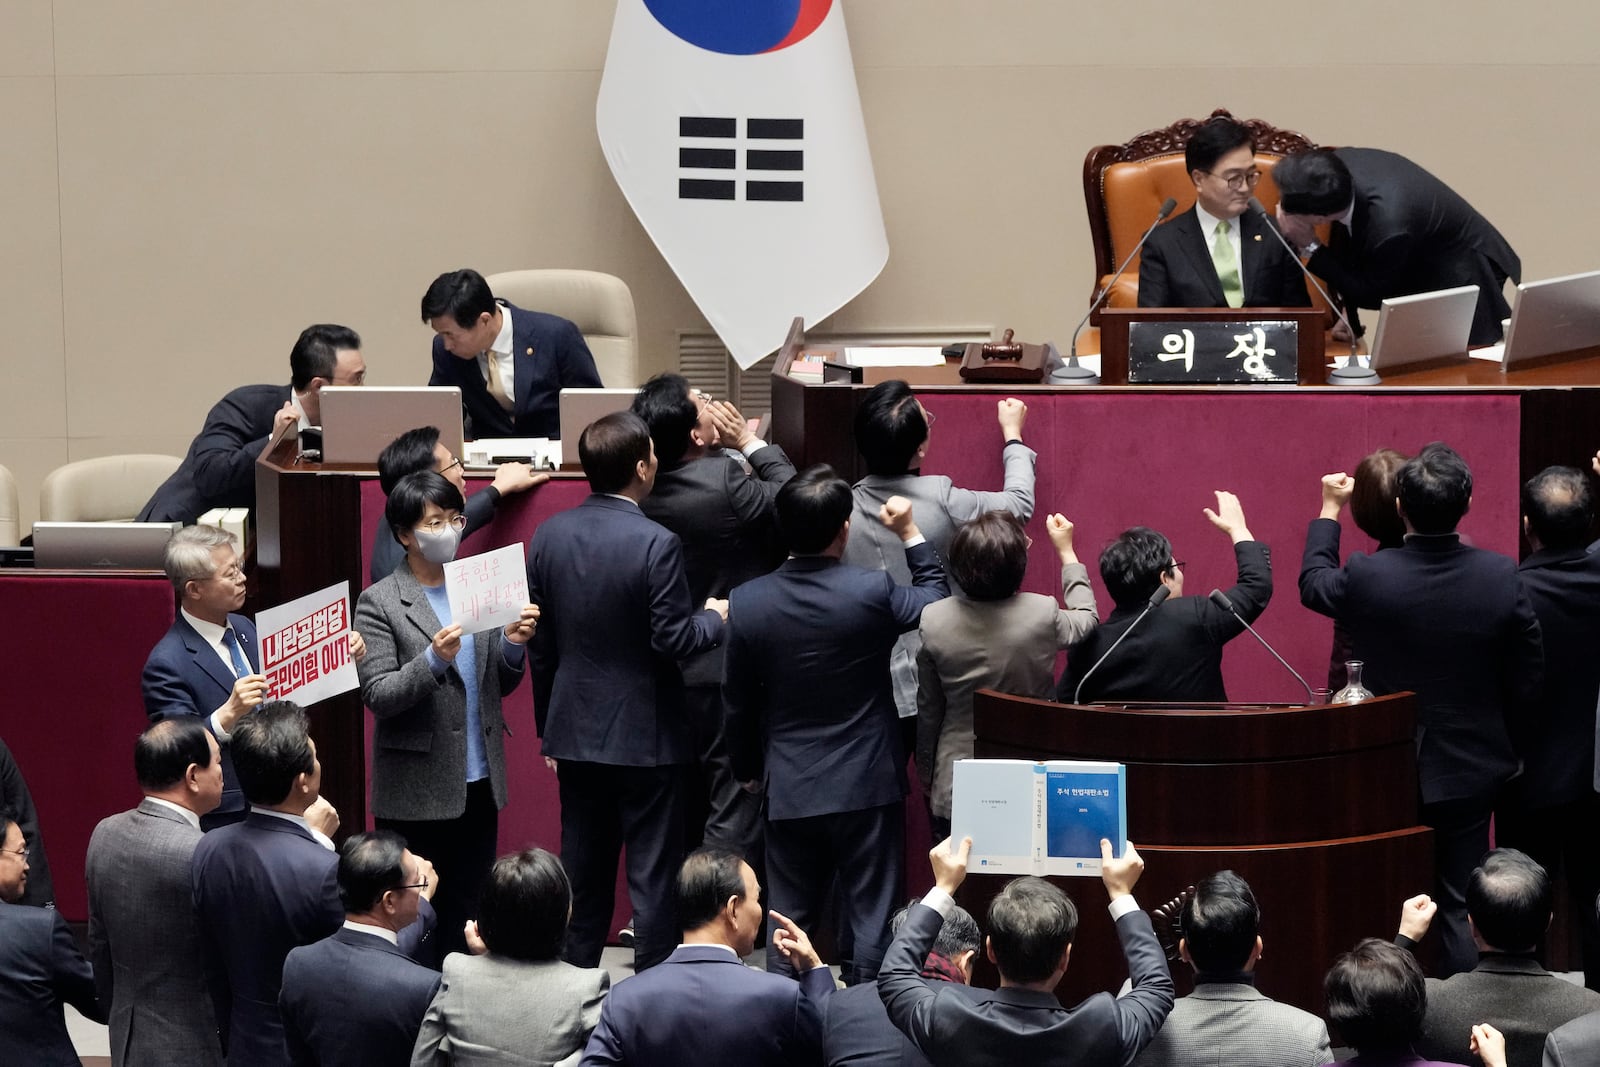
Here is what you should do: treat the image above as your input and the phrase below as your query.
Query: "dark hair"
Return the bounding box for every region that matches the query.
[1467,848,1551,951]
[676,847,750,933]
[1324,938,1427,1053]
[1186,117,1255,175]
[0,806,16,844]
[1273,149,1354,217]
[1396,442,1472,535]
[1099,527,1174,609]
[631,373,698,470]
[288,324,361,391]
[1351,448,1410,547]
[230,701,315,806]
[476,849,571,961]
[1181,870,1261,973]
[854,380,928,476]
[134,718,215,792]
[338,830,408,914]
[578,411,653,494]
[987,876,1077,983]
[384,470,465,541]
[947,512,1029,600]
[378,427,443,496]
[421,268,496,328]
[1523,465,1594,550]
[777,465,853,554]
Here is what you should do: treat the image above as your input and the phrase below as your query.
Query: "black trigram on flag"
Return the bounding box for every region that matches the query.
[678,117,804,201]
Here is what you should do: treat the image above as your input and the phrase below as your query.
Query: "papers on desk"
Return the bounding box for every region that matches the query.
[464,438,561,470]
[841,346,947,367]
[1469,343,1507,363]
[951,758,1127,876]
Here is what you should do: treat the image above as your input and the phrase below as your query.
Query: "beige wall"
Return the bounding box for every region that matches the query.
[5,1,1597,531]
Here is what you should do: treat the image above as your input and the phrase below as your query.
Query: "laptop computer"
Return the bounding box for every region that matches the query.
[1502,269,1600,367]
[318,387,464,465]
[33,521,180,570]
[557,388,639,466]
[1367,285,1479,374]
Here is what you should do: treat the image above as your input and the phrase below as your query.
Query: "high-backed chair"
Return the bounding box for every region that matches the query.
[39,454,183,523]
[1082,109,1329,315]
[0,464,18,546]
[486,269,640,389]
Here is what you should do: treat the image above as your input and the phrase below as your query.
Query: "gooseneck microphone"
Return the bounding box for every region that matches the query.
[1207,588,1315,704]
[1072,584,1171,705]
[1244,199,1374,384]
[1060,197,1179,379]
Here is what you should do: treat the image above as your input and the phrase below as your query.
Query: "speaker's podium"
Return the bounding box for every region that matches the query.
[962,691,1432,1016]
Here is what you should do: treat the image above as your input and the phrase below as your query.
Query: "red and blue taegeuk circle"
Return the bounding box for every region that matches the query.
[642,0,832,55]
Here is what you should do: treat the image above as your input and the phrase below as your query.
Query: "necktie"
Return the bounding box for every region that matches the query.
[1212,219,1244,308]
[222,626,251,680]
[484,352,514,412]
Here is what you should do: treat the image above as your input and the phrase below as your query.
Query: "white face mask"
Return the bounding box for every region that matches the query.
[412,525,460,565]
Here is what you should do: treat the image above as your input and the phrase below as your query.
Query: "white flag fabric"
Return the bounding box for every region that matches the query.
[596,0,889,369]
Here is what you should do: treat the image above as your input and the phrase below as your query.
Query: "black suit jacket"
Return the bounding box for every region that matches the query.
[1299,520,1543,804]
[1512,546,1600,807]
[0,901,103,1067]
[428,301,602,440]
[1138,206,1310,309]
[825,980,936,1067]
[1302,148,1521,345]
[280,926,442,1067]
[140,383,293,524]
[1058,541,1272,704]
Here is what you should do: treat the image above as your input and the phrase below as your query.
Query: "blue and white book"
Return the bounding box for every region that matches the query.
[950,758,1127,877]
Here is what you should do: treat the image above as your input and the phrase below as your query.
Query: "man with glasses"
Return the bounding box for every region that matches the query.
[1057,491,1271,704]
[280,831,443,1066]
[1138,116,1311,310]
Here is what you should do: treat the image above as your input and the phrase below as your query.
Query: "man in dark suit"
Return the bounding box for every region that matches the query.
[1138,116,1310,310]
[280,831,442,1067]
[0,805,104,1066]
[527,411,726,971]
[580,847,834,1066]
[87,719,226,1067]
[1274,148,1521,345]
[1499,465,1600,990]
[725,465,949,983]
[823,899,981,1067]
[140,324,366,524]
[1057,491,1271,704]
[1300,442,1543,976]
[192,702,435,1067]
[633,373,795,862]
[0,736,56,908]
[879,837,1174,1067]
[424,268,602,440]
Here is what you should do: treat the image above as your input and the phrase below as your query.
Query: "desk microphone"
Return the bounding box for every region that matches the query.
[1061,197,1179,380]
[1207,588,1315,704]
[1244,199,1374,384]
[1072,584,1170,705]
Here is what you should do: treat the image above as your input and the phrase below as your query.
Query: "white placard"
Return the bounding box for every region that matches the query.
[445,543,529,636]
[256,581,359,707]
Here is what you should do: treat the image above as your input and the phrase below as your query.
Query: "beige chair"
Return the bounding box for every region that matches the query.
[486,269,640,389]
[0,464,18,546]
[39,454,183,523]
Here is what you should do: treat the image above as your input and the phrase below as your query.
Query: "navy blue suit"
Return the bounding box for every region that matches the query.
[527,494,724,970]
[428,301,602,441]
[140,383,292,524]
[580,945,835,1066]
[142,613,260,821]
[725,543,948,982]
[279,926,441,1067]
[824,981,936,1067]
[0,900,103,1067]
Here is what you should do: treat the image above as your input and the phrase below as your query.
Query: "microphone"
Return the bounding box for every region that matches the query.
[1059,197,1179,381]
[1071,584,1171,705]
[1207,588,1315,704]
[1244,199,1375,384]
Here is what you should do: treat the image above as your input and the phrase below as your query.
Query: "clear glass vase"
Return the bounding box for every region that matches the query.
[1333,659,1374,704]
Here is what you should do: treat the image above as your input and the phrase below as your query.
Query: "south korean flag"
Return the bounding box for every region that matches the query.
[596,0,889,369]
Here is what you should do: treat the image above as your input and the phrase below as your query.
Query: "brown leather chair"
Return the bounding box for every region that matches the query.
[1082,109,1329,316]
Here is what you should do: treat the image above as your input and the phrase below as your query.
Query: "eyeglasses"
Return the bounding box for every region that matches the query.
[415,515,467,534]
[437,456,463,476]
[398,876,429,892]
[1,842,28,860]
[691,389,715,404]
[1164,560,1185,574]
[1204,168,1261,190]
[921,409,937,427]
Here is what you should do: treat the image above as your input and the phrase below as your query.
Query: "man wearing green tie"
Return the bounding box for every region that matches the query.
[1137,116,1312,310]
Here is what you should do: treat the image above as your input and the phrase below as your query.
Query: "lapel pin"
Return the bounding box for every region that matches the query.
[526,347,534,355]
[1252,234,1262,241]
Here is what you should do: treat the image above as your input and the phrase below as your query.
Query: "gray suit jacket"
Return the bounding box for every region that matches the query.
[411,951,609,1067]
[86,798,222,1067]
[915,563,1098,819]
[1544,1010,1600,1067]
[843,442,1037,717]
[1419,955,1600,1067]
[355,560,526,822]
[1128,981,1330,1067]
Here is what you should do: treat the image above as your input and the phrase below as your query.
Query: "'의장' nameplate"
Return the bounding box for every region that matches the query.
[1128,320,1299,384]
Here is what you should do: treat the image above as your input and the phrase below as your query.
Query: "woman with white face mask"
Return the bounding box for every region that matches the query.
[353,469,539,961]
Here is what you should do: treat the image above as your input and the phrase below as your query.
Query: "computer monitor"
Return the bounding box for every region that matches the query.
[318,387,464,465]
[33,521,181,570]
[1367,285,1479,374]
[1502,269,1600,367]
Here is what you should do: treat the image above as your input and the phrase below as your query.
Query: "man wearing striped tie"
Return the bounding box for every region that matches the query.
[1137,116,1312,311]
